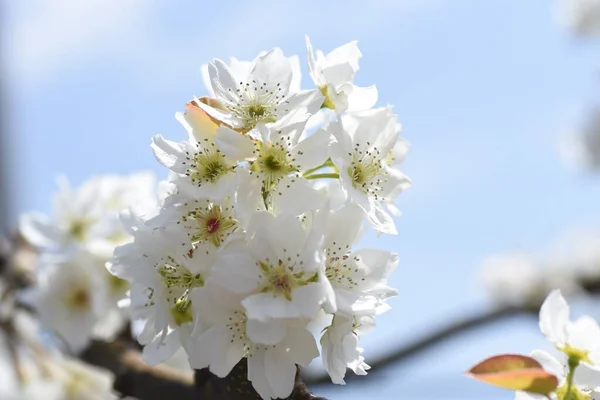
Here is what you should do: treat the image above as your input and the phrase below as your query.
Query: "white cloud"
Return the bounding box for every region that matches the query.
[3,0,439,86]
[4,0,154,82]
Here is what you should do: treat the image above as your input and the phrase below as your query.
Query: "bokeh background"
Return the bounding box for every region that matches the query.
[2,0,600,398]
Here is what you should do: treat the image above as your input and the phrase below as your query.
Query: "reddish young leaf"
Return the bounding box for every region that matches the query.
[466,354,559,396]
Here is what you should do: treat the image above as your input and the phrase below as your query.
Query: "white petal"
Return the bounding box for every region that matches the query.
[539,289,569,346]
[210,253,262,294]
[363,199,397,235]
[150,134,187,173]
[574,363,600,389]
[267,213,307,261]
[347,84,378,111]
[514,391,546,400]
[19,212,60,248]
[324,204,364,251]
[265,347,296,399]
[214,125,255,160]
[280,328,319,367]
[568,316,600,354]
[272,176,325,216]
[246,319,286,345]
[530,350,565,382]
[294,128,332,171]
[209,59,240,103]
[191,325,245,377]
[142,330,180,366]
[250,48,292,96]
[248,349,276,400]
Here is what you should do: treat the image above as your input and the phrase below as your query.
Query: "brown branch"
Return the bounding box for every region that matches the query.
[195,361,327,400]
[80,340,197,400]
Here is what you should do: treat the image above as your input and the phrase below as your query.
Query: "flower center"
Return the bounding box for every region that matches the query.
[347,144,386,200]
[226,310,251,352]
[68,218,93,241]
[170,297,193,326]
[180,201,237,247]
[64,287,90,311]
[157,257,204,289]
[325,256,360,290]
[318,85,336,110]
[226,80,288,131]
[258,259,318,301]
[184,142,234,186]
[251,140,298,191]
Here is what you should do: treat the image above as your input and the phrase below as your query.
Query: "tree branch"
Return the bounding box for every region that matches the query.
[80,340,197,400]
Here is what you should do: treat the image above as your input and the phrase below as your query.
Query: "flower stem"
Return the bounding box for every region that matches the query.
[302,159,335,177]
[304,173,339,180]
[565,356,579,400]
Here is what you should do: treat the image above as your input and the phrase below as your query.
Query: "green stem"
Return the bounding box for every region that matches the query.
[302,159,335,177]
[304,173,339,180]
[565,357,579,400]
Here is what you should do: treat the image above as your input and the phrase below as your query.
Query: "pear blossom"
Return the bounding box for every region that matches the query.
[216,121,331,216]
[209,212,335,321]
[151,105,238,200]
[197,48,323,133]
[540,290,600,368]
[515,350,600,400]
[104,37,409,393]
[320,313,371,385]
[323,205,398,313]
[305,36,378,114]
[19,173,157,252]
[34,251,110,352]
[189,287,319,400]
[329,107,411,234]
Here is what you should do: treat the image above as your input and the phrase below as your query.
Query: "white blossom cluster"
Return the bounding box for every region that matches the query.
[108,36,410,399]
[479,232,600,308]
[557,0,600,36]
[19,173,160,352]
[515,290,600,400]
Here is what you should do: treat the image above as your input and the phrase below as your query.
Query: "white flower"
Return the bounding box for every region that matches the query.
[479,254,544,307]
[108,215,209,364]
[329,107,411,234]
[515,350,600,399]
[151,105,238,200]
[197,48,323,132]
[323,205,399,313]
[189,288,319,400]
[216,121,330,216]
[540,290,600,368]
[19,173,158,252]
[305,36,378,113]
[209,211,335,321]
[34,251,110,352]
[557,0,600,36]
[320,313,370,385]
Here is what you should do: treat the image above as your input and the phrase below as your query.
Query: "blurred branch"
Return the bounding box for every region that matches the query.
[81,340,198,400]
[308,275,600,386]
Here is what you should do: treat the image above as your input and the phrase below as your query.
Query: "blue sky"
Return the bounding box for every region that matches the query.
[3,0,600,398]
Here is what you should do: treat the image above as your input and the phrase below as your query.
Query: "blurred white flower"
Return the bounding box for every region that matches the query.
[557,0,600,36]
[34,251,111,352]
[559,108,600,172]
